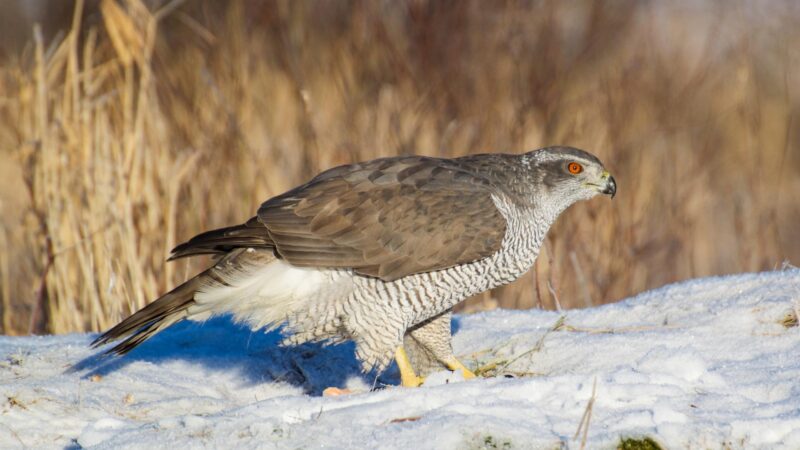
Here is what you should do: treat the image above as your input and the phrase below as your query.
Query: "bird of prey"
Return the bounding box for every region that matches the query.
[93,146,616,387]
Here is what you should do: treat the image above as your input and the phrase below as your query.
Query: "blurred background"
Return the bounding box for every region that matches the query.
[0,0,797,336]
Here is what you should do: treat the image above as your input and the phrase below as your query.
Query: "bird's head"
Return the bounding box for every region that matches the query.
[522,146,616,214]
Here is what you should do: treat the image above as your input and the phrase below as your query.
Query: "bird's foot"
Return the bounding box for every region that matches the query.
[444,356,477,379]
[395,346,425,387]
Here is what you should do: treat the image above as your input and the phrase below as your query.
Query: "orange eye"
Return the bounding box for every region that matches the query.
[567,162,583,174]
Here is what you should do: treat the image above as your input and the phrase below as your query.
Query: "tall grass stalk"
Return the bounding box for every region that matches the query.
[0,0,797,334]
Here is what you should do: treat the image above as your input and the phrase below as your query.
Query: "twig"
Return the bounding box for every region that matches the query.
[547,280,562,312]
[545,241,562,312]
[534,256,544,310]
[26,26,54,335]
[573,377,598,450]
[494,315,566,374]
[29,239,54,335]
[570,251,593,308]
[561,324,680,334]
[314,404,324,421]
[371,372,380,392]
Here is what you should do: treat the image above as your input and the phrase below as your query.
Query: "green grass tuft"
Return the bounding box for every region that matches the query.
[617,437,663,450]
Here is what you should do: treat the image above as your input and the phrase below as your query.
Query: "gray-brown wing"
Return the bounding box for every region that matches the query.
[258,156,508,281]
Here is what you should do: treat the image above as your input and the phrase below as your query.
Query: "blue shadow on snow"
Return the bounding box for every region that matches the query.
[70,315,398,396]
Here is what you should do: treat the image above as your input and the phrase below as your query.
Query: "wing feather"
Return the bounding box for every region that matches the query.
[168,217,273,260]
[169,156,509,281]
[257,156,508,281]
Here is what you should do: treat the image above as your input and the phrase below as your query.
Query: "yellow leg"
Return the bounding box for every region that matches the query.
[444,357,477,379]
[395,346,424,387]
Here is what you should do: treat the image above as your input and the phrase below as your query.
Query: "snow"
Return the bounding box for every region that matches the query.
[2,269,800,449]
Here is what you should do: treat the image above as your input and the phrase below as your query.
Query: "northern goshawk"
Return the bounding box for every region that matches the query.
[93,146,616,387]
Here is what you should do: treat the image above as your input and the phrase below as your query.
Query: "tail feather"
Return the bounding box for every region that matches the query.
[93,248,279,356]
[91,275,202,355]
[168,217,273,261]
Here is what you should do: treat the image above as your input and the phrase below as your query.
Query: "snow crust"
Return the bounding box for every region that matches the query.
[2,270,799,449]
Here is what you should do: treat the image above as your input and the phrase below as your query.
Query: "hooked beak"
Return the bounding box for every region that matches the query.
[600,171,616,198]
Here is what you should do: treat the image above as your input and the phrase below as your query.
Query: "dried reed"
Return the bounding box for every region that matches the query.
[0,0,797,335]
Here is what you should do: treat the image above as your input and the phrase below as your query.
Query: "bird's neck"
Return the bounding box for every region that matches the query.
[484,198,557,288]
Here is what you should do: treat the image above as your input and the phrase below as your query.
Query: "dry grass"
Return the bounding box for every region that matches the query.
[0,0,798,335]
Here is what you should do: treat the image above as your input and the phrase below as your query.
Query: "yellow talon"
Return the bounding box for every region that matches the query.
[395,347,424,387]
[444,357,477,379]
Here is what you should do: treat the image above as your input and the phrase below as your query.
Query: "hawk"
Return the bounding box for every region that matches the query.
[93,146,616,387]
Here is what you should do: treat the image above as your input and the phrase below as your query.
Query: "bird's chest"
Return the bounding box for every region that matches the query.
[399,211,547,325]
[475,212,547,288]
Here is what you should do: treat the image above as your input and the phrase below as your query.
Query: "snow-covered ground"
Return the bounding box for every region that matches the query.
[2,270,799,449]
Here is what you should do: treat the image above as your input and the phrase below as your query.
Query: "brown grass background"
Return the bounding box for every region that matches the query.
[0,0,798,336]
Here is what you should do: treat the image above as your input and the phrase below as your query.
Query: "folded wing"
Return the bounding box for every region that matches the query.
[171,156,508,281]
